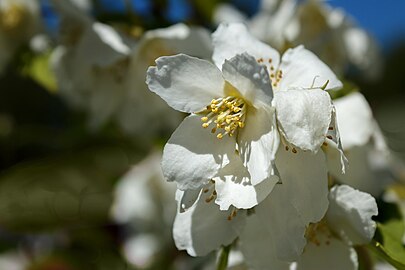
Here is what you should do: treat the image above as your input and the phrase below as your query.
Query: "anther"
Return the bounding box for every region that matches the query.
[292,148,297,154]
[326,135,333,140]
[205,195,215,203]
[285,145,289,151]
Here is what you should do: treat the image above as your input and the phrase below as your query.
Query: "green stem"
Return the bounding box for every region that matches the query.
[368,240,405,270]
[217,244,231,270]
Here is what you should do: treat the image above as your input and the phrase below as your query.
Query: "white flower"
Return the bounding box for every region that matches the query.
[294,185,378,270]
[0,250,28,270]
[218,0,381,78]
[150,22,346,260]
[110,151,177,267]
[249,0,297,50]
[325,92,395,196]
[239,185,378,270]
[51,0,212,136]
[286,0,381,77]
[110,151,176,225]
[147,51,280,210]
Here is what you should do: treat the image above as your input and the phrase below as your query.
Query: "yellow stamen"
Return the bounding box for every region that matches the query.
[197,96,247,139]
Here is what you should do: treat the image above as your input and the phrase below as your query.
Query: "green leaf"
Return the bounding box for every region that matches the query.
[21,51,57,93]
[369,200,405,269]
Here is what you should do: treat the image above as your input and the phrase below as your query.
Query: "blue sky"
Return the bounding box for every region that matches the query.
[41,0,405,48]
[328,0,405,48]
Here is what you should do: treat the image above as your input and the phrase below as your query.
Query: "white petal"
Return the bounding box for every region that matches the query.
[326,185,378,245]
[326,144,387,196]
[213,3,247,25]
[277,46,342,91]
[249,0,296,49]
[238,213,291,270]
[333,92,375,149]
[214,156,279,210]
[296,234,358,270]
[79,22,131,67]
[274,89,332,152]
[173,189,245,256]
[111,152,166,223]
[255,184,307,261]
[275,148,329,225]
[146,54,225,113]
[238,108,280,185]
[222,53,274,109]
[177,188,202,213]
[325,106,348,173]
[212,23,280,69]
[140,23,212,60]
[162,114,235,190]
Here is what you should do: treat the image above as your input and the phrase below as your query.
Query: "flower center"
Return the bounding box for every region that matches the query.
[305,221,332,247]
[199,96,247,139]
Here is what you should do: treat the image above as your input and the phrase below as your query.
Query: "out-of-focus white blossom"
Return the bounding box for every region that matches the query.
[0,0,41,74]
[110,151,177,267]
[0,251,28,270]
[283,0,381,77]
[326,92,395,196]
[122,234,160,269]
[51,0,212,137]
[111,151,176,225]
[213,3,247,25]
[214,0,381,78]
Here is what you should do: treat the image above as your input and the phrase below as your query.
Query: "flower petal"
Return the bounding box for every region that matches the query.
[238,108,280,185]
[146,54,225,113]
[222,53,274,109]
[140,23,212,60]
[173,189,245,256]
[162,114,235,190]
[326,185,378,245]
[238,213,291,270]
[277,45,342,91]
[275,148,329,225]
[254,184,307,261]
[325,106,347,173]
[274,89,332,152]
[295,234,358,270]
[178,188,202,213]
[212,23,280,69]
[214,156,279,210]
[333,92,375,149]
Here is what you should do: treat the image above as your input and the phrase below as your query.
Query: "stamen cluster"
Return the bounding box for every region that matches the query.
[199,96,247,139]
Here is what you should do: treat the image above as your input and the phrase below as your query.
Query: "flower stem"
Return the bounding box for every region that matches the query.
[368,240,405,270]
[217,244,231,270]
